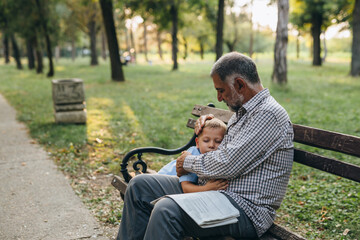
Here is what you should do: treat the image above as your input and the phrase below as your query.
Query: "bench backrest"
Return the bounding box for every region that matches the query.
[187,104,360,183]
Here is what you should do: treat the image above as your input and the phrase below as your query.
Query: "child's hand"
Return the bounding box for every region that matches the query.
[204,179,228,191]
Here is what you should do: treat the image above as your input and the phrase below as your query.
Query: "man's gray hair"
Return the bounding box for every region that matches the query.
[210,52,261,85]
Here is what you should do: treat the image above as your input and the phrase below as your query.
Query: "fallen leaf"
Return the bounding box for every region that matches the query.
[299,175,308,181]
[343,229,350,236]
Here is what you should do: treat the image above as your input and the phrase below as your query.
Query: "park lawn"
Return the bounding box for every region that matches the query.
[0,54,359,240]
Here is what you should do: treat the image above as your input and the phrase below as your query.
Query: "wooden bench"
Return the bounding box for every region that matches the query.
[111,104,360,240]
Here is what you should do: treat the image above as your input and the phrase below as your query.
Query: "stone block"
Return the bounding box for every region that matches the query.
[54,110,87,124]
[52,79,85,104]
[54,103,86,112]
[52,79,87,124]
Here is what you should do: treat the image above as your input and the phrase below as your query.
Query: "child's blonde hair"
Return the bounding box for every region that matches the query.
[200,118,227,135]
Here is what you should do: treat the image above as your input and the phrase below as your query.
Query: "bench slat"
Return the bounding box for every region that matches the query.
[294,149,360,183]
[191,104,233,123]
[293,124,360,158]
[187,119,196,129]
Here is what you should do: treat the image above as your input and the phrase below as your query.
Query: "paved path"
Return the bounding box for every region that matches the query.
[0,94,108,240]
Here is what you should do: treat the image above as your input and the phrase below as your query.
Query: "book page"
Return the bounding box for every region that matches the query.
[165,191,240,228]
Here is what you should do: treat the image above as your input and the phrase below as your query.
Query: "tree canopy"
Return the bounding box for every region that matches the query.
[290,0,353,65]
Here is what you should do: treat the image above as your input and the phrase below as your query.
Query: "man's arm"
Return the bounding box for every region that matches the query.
[183,111,285,179]
[176,151,191,177]
[181,179,228,193]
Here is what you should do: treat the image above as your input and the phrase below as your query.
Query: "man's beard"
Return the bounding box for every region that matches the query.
[224,85,244,112]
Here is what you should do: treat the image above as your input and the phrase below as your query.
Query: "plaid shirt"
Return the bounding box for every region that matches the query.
[183,89,294,237]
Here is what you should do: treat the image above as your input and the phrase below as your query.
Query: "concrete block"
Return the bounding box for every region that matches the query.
[54,110,87,124]
[52,79,85,104]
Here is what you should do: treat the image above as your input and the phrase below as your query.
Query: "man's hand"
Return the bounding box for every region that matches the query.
[195,114,214,135]
[176,151,191,177]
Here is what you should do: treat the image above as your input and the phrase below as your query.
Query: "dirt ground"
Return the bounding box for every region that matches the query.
[70,173,123,240]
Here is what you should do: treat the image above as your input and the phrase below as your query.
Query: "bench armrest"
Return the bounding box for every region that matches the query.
[120,133,197,183]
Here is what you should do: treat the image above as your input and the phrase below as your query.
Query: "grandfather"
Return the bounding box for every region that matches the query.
[117,52,294,240]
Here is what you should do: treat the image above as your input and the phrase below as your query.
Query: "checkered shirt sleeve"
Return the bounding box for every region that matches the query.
[183,89,294,237]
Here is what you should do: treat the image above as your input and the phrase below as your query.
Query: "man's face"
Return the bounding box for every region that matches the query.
[212,74,243,112]
[196,127,225,154]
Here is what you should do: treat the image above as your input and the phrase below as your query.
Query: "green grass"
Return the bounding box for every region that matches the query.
[0,53,359,239]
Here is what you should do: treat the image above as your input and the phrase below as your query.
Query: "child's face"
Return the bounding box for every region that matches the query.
[196,127,225,154]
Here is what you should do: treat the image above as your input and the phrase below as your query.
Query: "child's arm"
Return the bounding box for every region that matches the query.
[181,179,228,193]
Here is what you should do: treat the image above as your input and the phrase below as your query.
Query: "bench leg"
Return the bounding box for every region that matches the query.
[111,175,128,200]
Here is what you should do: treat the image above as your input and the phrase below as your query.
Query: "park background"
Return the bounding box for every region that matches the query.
[0,0,359,239]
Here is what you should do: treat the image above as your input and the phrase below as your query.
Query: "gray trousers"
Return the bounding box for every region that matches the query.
[117,174,257,240]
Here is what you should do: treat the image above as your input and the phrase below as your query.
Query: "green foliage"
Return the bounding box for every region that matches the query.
[0,0,60,44]
[0,54,359,239]
[290,0,354,30]
[180,10,215,55]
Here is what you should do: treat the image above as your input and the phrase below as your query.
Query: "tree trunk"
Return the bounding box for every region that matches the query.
[311,12,322,66]
[143,20,149,62]
[296,31,300,59]
[11,34,22,70]
[249,0,254,58]
[35,0,54,77]
[32,35,43,73]
[3,35,10,64]
[351,0,360,76]
[170,3,178,70]
[88,20,98,65]
[26,38,35,69]
[229,11,239,53]
[125,27,130,53]
[71,38,76,61]
[272,0,288,84]
[101,29,107,60]
[130,22,136,63]
[225,40,236,52]
[321,31,327,63]
[99,0,125,81]
[215,0,224,61]
[199,41,204,60]
[55,45,60,62]
[156,30,163,60]
[44,32,54,76]
[35,48,43,74]
[183,36,188,60]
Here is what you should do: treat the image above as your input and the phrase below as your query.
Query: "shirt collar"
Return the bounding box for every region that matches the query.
[236,88,270,117]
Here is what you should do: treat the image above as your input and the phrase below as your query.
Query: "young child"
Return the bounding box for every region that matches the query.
[158,118,228,193]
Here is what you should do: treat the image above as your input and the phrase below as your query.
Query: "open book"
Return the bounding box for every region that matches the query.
[151,191,240,228]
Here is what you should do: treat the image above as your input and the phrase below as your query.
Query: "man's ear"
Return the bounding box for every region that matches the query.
[234,78,246,92]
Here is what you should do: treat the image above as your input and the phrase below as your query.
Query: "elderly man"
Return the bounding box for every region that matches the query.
[117,52,294,240]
